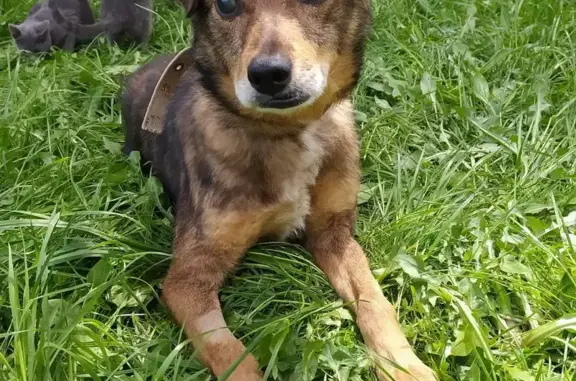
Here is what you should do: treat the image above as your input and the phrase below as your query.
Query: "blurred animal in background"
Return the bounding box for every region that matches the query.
[49,0,119,42]
[9,0,95,52]
[91,0,154,47]
[54,0,154,47]
[10,0,154,53]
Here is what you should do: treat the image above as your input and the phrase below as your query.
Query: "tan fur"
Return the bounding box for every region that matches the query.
[306,132,434,380]
[122,0,437,379]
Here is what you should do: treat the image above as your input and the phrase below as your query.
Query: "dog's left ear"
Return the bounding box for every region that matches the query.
[178,0,198,17]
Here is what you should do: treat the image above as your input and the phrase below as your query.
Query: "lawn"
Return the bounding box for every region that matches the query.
[1,0,576,380]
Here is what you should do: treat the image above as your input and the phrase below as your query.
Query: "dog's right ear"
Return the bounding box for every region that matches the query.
[178,0,198,17]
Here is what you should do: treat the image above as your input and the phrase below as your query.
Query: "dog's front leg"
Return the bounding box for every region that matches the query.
[306,164,436,381]
[162,208,263,381]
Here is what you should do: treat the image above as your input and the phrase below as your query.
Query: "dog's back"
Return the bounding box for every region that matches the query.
[122,54,190,202]
[122,54,174,155]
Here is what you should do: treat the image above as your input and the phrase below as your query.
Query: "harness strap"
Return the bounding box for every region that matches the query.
[142,48,195,134]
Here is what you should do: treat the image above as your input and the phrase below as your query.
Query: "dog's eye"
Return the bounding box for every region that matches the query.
[300,0,327,4]
[216,0,238,16]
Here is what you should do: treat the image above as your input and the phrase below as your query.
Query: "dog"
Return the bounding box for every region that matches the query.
[121,0,437,380]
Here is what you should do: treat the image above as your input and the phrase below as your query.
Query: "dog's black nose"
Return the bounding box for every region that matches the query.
[247,54,292,96]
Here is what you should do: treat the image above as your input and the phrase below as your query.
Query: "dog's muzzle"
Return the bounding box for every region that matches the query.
[246,53,310,109]
[254,91,310,109]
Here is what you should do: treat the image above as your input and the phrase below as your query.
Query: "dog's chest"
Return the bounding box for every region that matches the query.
[262,128,327,240]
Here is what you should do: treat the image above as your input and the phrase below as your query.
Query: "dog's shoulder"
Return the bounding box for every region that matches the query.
[312,99,358,159]
[310,99,360,182]
[124,54,178,110]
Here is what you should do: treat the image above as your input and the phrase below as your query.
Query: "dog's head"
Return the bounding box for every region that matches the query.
[180,0,371,122]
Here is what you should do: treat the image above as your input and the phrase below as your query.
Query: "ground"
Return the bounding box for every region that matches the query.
[1,0,575,380]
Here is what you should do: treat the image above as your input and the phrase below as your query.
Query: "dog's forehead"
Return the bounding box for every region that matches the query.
[200,0,340,13]
[241,0,288,8]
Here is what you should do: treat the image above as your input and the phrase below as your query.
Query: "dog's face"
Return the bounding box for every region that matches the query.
[181,0,371,121]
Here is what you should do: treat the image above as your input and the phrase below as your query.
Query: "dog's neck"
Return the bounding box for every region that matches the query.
[183,84,351,171]
[203,89,320,139]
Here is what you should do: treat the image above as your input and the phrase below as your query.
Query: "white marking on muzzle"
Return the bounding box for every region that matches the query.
[235,62,329,114]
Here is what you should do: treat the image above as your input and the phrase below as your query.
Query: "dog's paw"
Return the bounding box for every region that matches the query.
[394,363,436,381]
[215,354,263,381]
[376,353,437,381]
[225,368,263,381]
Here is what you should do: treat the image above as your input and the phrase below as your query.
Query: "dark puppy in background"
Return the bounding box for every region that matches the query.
[49,0,116,42]
[122,0,437,380]
[100,0,153,46]
[9,0,95,52]
[53,0,153,47]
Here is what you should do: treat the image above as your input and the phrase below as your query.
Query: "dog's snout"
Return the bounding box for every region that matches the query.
[247,54,292,96]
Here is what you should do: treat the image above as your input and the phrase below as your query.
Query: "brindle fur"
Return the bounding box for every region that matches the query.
[122,0,436,380]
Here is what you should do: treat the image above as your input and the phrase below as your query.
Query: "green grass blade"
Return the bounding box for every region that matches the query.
[523,315,576,348]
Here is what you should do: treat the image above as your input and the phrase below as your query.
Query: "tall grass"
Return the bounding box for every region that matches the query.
[1,0,575,379]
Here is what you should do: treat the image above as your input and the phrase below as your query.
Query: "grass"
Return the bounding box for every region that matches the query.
[1,0,576,379]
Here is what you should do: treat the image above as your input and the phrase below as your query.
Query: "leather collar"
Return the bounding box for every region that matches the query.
[142,48,195,134]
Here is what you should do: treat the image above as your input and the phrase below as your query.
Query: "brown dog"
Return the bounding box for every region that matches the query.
[121,0,436,380]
